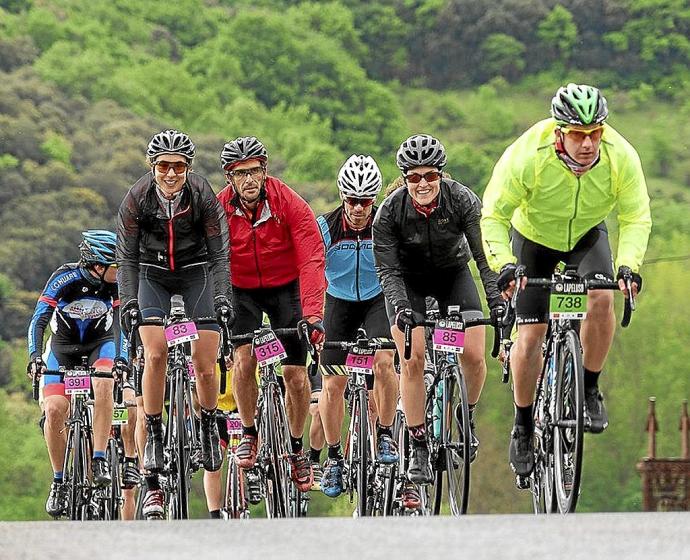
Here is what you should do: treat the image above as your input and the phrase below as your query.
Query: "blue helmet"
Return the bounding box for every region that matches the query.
[79,230,117,266]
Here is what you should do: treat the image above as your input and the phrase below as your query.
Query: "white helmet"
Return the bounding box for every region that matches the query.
[337,155,382,199]
[396,133,446,171]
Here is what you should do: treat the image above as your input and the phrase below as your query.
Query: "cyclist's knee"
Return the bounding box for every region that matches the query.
[460,347,485,373]
[401,353,424,377]
[322,376,346,401]
[92,378,114,401]
[282,367,308,393]
[143,346,167,372]
[44,397,68,427]
[373,351,395,377]
[587,290,614,318]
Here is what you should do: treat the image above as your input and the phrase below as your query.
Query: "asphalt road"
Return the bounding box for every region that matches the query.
[2,512,688,560]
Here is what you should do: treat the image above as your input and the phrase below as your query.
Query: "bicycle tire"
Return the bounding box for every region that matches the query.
[553,330,584,513]
[172,369,190,519]
[425,374,444,515]
[263,384,290,518]
[444,365,471,515]
[532,360,557,514]
[107,437,121,520]
[225,455,246,519]
[354,388,370,517]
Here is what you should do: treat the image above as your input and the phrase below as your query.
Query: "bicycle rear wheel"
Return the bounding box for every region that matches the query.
[443,365,471,515]
[553,330,584,513]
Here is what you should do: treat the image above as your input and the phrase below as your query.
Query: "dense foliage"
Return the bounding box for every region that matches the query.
[0,0,687,519]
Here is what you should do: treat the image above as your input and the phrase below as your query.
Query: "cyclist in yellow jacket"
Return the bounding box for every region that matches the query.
[481,83,651,476]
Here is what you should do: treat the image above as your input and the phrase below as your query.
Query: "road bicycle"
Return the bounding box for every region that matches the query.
[322,333,397,516]
[504,265,635,513]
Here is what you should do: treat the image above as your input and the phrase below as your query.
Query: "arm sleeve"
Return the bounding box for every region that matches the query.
[27,270,63,359]
[615,151,652,272]
[200,181,232,302]
[372,202,409,309]
[110,284,126,360]
[286,190,326,319]
[480,146,529,272]
[460,189,502,306]
[116,190,141,309]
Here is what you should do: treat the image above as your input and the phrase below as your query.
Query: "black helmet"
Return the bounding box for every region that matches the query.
[220,136,268,169]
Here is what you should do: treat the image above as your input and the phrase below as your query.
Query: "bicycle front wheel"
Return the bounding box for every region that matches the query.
[353,388,370,517]
[444,365,471,515]
[107,437,121,520]
[168,369,190,519]
[553,330,584,513]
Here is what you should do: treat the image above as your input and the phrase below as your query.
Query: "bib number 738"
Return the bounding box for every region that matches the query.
[550,282,588,319]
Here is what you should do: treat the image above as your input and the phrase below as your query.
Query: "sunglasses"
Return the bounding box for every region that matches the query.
[344,197,375,208]
[405,170,442,184]
[226,166,265,182]
[559,125,604,137]
[154,161,189,175]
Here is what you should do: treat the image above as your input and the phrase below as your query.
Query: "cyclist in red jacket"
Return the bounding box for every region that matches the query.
[217,136,327,492]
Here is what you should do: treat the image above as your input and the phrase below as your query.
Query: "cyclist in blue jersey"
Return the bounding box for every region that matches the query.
[27,231,127,517]
[317,155,398,498]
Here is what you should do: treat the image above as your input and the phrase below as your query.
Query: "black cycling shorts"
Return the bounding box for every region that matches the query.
[232,280,306,366]
[384,265,483,325]
[320,293,391,376]
[512,223,614,324]
[138,263,218,332]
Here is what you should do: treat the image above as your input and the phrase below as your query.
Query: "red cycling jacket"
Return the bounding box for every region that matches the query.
[217,175,326,319]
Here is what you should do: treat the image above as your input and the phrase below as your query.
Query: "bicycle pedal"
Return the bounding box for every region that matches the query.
[515,475,530,490]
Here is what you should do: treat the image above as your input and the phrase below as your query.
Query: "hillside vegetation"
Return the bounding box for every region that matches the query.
[0,0,688,519]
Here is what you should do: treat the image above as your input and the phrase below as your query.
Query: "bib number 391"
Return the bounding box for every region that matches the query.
[64,370,90,395]
[550,282,588,319]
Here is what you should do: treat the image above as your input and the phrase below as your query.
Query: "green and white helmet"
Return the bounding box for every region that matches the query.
[550,83,608,126]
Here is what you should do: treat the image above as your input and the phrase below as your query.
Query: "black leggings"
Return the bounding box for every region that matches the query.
[512,223,614,324]
[138,263,218,331]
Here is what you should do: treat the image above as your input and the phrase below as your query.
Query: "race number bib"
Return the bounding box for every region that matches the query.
[165,321,199,347]
[432,319,465,354]
[550,281,587,319]
[253,330,287,366]
[112,405,128,425]
[345,348,375,375]
[64,370,91,395]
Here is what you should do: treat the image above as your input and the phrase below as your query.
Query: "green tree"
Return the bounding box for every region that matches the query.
[480,33,526,82]
[537,5,578,68]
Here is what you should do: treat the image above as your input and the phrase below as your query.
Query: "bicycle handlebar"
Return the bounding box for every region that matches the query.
[403,315,499,361]
[322,339,397,351]
[513,266,635,328]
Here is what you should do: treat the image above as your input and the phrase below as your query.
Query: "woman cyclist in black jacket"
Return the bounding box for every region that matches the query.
[116,129,234,518]
[373,133,502,485]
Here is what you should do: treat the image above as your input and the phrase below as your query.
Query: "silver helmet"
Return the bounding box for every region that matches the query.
[396,133,447,171]
[220,136,268,169]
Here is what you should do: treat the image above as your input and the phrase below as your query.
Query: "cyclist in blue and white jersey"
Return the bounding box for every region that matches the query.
[27,231,129,517]
[317,155,398,498]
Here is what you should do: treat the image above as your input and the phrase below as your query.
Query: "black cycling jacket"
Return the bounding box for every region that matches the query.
[116,172,231,309]
[372,178,501,310]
